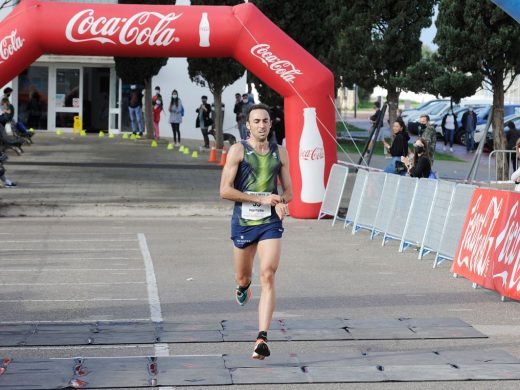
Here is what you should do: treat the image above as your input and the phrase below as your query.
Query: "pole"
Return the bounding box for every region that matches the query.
[357,103,388,166]
[466,109,493,182]
[354,83,357,119]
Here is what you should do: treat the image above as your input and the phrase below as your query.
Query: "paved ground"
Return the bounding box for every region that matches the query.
[0,130,519,389]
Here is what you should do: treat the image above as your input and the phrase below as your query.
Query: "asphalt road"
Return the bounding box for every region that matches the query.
[1,216,520,389]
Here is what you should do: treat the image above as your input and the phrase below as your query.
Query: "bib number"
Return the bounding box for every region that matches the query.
[242,192,271,220]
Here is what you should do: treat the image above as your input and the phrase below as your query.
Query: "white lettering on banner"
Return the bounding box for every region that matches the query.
[493,201,520,291]
[65,9,182,46]
[250,44,303,84]
[457,195,503,276]
[0,30,24,64]
[299,147,324,161]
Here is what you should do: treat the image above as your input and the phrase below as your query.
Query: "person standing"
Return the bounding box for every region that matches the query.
[418,114,436,164]
[196,95,212,149]
[511,139,520,192]
[152,86,163,140]
[238,93,252,140]
[506,121,519,173]
[128,85,144,137]
[168,90,183,146]
[220,104,292,360]
[462,107,477,152]
[441,109,457,152]
[233,93,243,129]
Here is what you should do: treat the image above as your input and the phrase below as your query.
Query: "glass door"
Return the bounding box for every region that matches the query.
[108,68,121,134]
[52,67,81,130]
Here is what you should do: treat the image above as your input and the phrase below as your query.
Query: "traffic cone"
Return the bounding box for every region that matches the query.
[80,130,86,137]
[167,143,174,150]
[183,147,190,155]
[122,133,129,139]
[191,150,199,158]
[151,140,158,148]
[130,134,136,140]
[208,143,218,162]
[108,132,115,139]
[56,129,62,136]
[179,145,185,153]
[98,131,105,137]
[29,128,34,133]
[218,147,228,167]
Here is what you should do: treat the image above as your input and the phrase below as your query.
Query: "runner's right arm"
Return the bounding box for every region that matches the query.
[220,143,281,206]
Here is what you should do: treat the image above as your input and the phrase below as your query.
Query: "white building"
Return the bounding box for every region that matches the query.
[0,0,247,142]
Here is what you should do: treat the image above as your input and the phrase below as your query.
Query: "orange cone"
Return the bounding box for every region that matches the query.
[218,146,228,167]
[208,143,218,163]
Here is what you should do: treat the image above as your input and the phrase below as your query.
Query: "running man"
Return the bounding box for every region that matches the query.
[220,103,293,359]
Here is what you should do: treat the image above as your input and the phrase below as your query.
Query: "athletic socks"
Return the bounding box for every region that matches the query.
[237,281,251,294]
[257,331,267,342]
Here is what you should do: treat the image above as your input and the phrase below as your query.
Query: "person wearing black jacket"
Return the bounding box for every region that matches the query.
[383,118,410,174]
[196,95,212,149]
[506,121,519,172]
[401,137,432,178]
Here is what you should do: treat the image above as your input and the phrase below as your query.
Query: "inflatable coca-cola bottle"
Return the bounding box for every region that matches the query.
[199,12,210,47]
[299,107,325,203]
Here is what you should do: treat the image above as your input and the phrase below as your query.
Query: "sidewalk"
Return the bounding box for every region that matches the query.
[0,133,230,217]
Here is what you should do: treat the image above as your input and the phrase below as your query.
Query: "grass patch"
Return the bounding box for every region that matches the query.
[337,140,466,162]
[336,121,366,133]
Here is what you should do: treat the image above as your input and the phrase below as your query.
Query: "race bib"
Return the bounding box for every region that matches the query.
[242,192,271,220]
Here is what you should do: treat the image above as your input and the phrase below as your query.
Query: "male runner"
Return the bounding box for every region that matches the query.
[220,104,293,359]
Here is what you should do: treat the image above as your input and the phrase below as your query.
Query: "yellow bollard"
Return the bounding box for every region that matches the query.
[73,116,82,135]
[167,143,174,150]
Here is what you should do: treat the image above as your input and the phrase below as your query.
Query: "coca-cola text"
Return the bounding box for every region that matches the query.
[0,30,24,64]
[65,9,182,46]
[299,147,324,161]
[251,44,303,84]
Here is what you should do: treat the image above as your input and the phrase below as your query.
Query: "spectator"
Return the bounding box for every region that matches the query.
[383,118,410,174]
[418,114,436,164]
[2,87,12,101]
[0,97,14,126]
[367,101,384,157]
[152,86,163,140]
[168,89,183,146]
[506,121,519,173]
[128,85,144,137]
[441,108,457,152]
[0,151,16,188]
[462,106,477,152]
[270,105,285,145]
[233,93,242,129]
[401,137,432,178]
[238,93,252,140]
[511,139,520,192]
[196,95,212,149]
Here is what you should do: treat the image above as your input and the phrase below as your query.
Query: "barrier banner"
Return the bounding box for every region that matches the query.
[452,189,520,300]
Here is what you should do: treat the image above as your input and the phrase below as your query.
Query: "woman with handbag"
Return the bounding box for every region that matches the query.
[383,118,410,175]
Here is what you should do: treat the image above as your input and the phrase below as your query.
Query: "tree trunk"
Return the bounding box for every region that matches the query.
[386,87,400,134]
[491,73,507,180]
[143,77,154,140]
[212,88,224,150]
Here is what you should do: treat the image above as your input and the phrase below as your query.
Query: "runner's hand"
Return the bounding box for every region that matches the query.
[275,203,289,220]
[260,194,281,206]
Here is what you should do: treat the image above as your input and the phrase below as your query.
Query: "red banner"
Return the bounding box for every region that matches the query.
[452,189,520,300]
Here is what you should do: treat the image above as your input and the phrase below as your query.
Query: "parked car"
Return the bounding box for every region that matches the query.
[406,101,454,135]
[465,105,520,148]
[401,99,450,120]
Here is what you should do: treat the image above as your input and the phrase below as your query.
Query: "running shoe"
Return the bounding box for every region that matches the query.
[252,339,270,359]
[235,284,251,306]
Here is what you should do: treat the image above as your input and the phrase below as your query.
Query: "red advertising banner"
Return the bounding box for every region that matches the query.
[452,189,520,300]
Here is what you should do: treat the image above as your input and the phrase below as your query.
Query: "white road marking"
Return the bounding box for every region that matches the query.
[0,319,151,324]
[0,282,146,286]
[0,239,138,243]
[0,268,144,272]
[137,233,171,366]
[0,257,141,261]
[0,298,147,302]
[0,248,139,252]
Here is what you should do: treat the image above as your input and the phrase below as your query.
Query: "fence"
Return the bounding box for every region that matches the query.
[341,170,477,266]
[318,164,349,226]
[488,149,519,182]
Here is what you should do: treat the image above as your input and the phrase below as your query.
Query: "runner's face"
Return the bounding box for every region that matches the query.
[247,109,271,142]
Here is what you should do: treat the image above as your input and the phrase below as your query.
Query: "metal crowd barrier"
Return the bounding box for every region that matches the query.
[488,149,519,182]
[318,164,349,226]
[341,170,478,267]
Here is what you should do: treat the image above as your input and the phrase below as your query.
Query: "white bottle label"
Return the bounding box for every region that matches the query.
[299,107,325,203]
[199,12,210,47]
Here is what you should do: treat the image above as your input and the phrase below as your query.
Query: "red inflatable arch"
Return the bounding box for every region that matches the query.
[0,1,337,218]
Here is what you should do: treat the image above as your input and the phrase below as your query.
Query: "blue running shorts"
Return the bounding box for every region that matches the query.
[231,221,284,249]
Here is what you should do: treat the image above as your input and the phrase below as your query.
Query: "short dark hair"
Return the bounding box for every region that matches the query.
[247,103,270,122]
[420,114,430,121]
[201,95,208,99]
[373,101,381,109]
[3,87,12,95]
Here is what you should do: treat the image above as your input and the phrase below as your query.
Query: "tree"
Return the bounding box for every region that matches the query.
[331,0,436,126]
[188,0,245,150]
[435,0,520,180]
[400,54,483,107]
[248,0,339,106]
[114,0,173,139]
[0,0,18,10]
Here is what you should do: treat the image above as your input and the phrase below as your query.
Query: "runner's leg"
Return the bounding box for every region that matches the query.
[257,238,281,332]
[234,243,257,289]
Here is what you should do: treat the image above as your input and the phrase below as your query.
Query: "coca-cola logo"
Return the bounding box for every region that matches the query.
[456,195,503,276]
[65,9,182,46]
[251,44,303,84]
[299,147,324,161]
[493,200,520,291]
[0,29,24,64]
